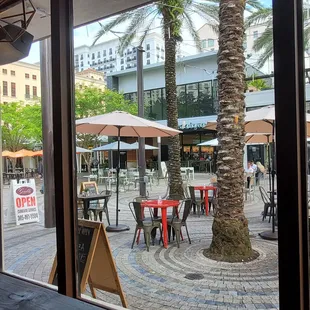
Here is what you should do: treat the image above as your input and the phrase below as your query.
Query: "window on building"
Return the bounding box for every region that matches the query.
[121,66,124,70]
[75,55,79,61]
[147,59,150,65]
[92,53,95,59]
[88,54,90,58]
[156,44,160,50]
[25,73,29,78]
[208,39,215,47]
[109,48,112,55]
[3,81,7,96]
[81,61,84,67]
[121,58,124,64]
[145,44,150,51]
[25,85,30,98]
[92,61,95,65]
[201,40,207,49]
[11,70,15,76]
[80,55,83,60]
[147,52,150,58]
[11,82,16,97]
[2,69,7,74]
[103,50,106,57]
[33,86,37,97]
[32,75,37,80]
[253,31,259,39]
[97,51,100,58]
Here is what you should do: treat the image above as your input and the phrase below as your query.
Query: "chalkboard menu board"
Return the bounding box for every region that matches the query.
[80,182,98,195]
[48,220,128,308]
[77,224,94,285]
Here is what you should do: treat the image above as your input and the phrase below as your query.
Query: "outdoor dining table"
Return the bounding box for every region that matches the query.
[77,193,110,220]
[141,199,180,249]
[194,185,217,216]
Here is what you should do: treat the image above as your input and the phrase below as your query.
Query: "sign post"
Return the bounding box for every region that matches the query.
[11,179,39,225]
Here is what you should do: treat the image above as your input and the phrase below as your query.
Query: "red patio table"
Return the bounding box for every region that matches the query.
[141,200,179,249]
[194,186,217,216]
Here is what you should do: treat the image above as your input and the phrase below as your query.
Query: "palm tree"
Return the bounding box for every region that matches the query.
[93,0,220,196]
[94,0,262,197]
[208,0,253,259]
[245,6,310,68]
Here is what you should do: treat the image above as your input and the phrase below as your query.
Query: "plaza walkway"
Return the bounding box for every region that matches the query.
[3,174,278,310]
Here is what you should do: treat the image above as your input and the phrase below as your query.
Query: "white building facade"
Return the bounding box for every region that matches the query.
[74,33,169,79]
[197,22,274,74]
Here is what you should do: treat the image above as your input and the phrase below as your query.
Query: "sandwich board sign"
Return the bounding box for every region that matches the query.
[11,179,39,225]
[48,220,128,308]
[79,181,98,195]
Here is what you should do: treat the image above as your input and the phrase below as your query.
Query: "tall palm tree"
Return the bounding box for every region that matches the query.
[93,0,220,196]
[94,0,261,197]
[208,0,253,259]
[245,6,310,68]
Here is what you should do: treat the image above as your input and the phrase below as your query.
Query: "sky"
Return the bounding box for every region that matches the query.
[23,0,273,64]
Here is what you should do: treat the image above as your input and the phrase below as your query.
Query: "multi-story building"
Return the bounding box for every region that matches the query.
[74,32,188,80]
[0,62,105,104]
[197,23,273,74]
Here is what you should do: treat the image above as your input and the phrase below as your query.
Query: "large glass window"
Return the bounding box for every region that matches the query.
[151,89,163,120]
[177,85,187,118]
[186,83,199,117]
[199,81,214,115]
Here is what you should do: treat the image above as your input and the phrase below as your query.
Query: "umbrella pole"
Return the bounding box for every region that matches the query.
[116,133,120,226]
[267,135,272,193]
[106,126,130,232]
[259,128,278,240]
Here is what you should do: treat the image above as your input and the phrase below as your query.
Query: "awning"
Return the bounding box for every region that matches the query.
[1,0,154,41]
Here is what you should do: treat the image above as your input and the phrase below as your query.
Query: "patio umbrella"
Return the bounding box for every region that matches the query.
[127,142,159,150]
[127,142,158,169]
[2,150,15,157]
[92,141,133,151]
[93,141,134,171]
[76,111,181,232]
[8,149,36,158]
[76,146,92,154]
[205,105,310,135]
[198,133,274,147]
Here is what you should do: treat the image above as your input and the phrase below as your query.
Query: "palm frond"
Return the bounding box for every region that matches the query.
[245,8,272,28]
[255,41,273,68]
[252,27,273,52]
[138,12,160,46]
[117,7,151,53]
[93,11,135,45]
[183,11,202,52]
[304,24,310,48]
[245,0,265,11]
[190,2,219,23]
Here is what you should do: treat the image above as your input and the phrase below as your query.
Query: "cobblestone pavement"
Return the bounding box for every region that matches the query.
[3,174,279,310]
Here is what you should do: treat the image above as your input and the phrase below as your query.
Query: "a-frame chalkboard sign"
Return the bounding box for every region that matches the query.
[48,220,128,308]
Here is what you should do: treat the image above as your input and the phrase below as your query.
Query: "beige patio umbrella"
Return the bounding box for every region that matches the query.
[76,111,181,232]
[205,105,310,135]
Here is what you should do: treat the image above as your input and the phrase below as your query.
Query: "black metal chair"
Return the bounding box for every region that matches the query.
[259,186,274,222]
[167,199,192,248]
[188,186,203,216]
[129,201,162,252]
[88,190,112,225]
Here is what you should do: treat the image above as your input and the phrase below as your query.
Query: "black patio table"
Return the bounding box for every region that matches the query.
[77,193,110,220]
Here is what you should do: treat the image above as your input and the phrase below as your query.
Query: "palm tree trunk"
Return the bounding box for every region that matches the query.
[163,12,183,197]
[209,0,253,258]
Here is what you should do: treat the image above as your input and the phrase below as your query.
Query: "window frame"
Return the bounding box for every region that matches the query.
[11,82,16,97]
[2,81,8,96]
